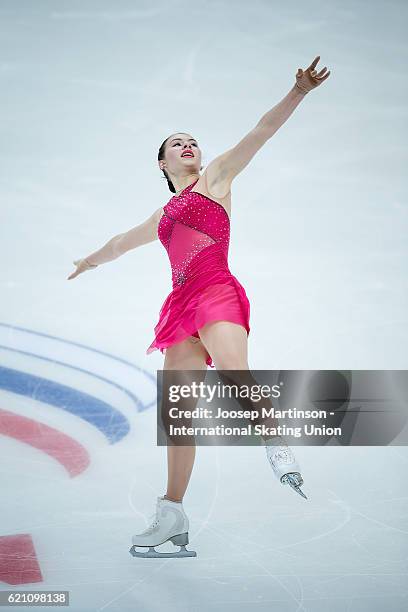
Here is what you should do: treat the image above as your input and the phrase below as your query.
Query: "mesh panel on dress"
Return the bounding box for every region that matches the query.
[167,220,215,286]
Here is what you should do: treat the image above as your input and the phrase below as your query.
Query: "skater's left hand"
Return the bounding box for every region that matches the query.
[295,56,331,94]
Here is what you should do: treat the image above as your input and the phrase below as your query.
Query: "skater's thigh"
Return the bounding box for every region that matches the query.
[162,337,207,440]
[198,321,249,370]
[164,335,208,371]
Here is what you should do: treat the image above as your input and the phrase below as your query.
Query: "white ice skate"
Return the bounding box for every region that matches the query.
[265,436,308,499]
[129,496,197,558]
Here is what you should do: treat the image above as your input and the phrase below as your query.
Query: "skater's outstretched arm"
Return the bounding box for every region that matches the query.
[67,207,164,280]
[211,56,331,188]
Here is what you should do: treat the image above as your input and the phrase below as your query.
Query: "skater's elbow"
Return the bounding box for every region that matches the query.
[116,210,162,255]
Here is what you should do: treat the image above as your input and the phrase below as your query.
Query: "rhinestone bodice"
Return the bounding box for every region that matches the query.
[158,179,231,289]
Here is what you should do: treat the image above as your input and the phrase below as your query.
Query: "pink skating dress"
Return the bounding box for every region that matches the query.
[146,178,251,368]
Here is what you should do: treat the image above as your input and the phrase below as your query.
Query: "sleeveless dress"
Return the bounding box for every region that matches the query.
[146,178,251,368]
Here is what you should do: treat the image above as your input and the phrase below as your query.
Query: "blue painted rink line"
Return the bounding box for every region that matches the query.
[0,321,165,463]
[0,365,130,444]
[0,322,158,415]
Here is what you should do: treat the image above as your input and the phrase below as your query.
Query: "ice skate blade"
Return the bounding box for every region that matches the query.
[281,473,308,500]
[129,545,197,558]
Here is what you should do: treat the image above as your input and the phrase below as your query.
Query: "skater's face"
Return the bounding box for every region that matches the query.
[160,133,202,177]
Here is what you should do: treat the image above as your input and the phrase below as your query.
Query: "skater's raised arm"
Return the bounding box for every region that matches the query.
[213,56,331,186]
[67,207,164,280]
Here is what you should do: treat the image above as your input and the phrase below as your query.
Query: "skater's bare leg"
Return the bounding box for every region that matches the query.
[198,321,307,499]
[162,335,208,502]
[198,320,250,371]
[197,321,280,434]
[165,445,196,502]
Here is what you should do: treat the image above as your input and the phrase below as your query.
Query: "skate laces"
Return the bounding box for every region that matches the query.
[270,445,294,464]
[143,512,160,534]
[276,446,290,458]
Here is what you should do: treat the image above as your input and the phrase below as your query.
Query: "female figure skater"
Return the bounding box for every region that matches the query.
[68,57,330,558]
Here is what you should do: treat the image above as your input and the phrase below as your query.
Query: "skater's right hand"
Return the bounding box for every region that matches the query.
[67,258,98,280]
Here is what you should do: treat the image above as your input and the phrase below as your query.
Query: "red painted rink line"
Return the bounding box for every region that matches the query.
[0,534,43,585]
[0,408,91,585]
[0,408,90,477]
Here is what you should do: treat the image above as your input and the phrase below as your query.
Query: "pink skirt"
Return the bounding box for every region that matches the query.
[146,270,250,368]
